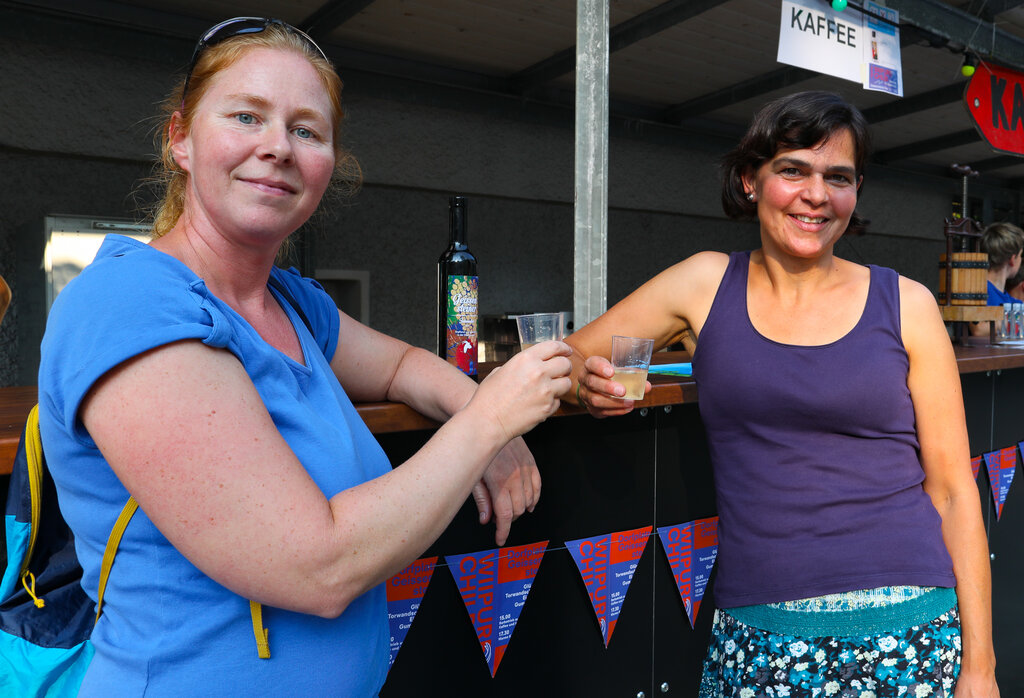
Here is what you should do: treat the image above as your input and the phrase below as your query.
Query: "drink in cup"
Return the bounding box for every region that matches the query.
[516,313,563,351]
[612,368,648,399]
[610,335,654,400]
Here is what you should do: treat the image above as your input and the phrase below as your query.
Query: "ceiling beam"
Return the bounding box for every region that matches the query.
[654,3,1024,127]
[607,0,730,51]
[661,66,817,124]
[969,154,1024,172]
[885,0,1024,70]
[5,0,1021,186]
[2,0,205,38]
[661,24,934,124]
[874,128,980,163]
[964,0,1024,22]
[511,0,729,92]
[860,81,967,123]
[299,0,376,40]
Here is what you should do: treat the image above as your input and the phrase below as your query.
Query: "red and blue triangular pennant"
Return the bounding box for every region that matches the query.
[385,556,437,669]
[657,517,719,628]
[984,447,1017,520]
[446,541,547,676]
[566,525,651,647]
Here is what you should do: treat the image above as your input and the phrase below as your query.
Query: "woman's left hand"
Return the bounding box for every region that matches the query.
[576,354,650,418]
[470,436,541,546]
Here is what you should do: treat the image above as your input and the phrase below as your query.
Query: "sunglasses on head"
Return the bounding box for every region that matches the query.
[181,17,330,105]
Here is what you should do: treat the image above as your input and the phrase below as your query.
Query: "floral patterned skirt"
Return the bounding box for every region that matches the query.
[698,588,961,698]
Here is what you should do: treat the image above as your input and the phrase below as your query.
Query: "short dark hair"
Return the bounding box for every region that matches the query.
[720,91,871,236]
[981,221,1024,268]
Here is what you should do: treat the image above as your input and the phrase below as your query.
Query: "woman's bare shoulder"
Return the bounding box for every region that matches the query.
[655,250,731,289]
[897,273,940,311]
[896,273,950,351]
[678,249,731,271]
[643,251,733,336]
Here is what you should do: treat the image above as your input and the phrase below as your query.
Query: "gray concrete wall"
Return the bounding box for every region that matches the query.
[0,11,1015,386]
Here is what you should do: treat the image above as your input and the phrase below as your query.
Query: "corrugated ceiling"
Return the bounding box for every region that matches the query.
[11,0,1024,186]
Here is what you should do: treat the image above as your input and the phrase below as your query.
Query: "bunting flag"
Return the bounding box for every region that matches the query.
[984,447,1018,520]
[971,455,982,480]
[385,556,438,669]
[446,541,547,677]
[565,525,652,647]
[657,517,719,628]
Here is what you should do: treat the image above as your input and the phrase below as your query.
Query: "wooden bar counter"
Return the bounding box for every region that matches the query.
[3,346,1024,474]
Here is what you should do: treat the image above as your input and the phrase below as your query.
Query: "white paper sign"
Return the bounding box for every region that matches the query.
[778,0,862,83]
[862,1,903,96]
[777,0,902,95]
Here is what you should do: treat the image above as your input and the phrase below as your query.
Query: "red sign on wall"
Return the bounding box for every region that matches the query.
[964,62,1024,156]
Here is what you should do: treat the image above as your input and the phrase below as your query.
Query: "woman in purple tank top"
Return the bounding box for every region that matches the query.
[565,91,998,698]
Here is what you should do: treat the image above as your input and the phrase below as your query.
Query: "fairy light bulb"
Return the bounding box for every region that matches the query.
[961,53,979,78]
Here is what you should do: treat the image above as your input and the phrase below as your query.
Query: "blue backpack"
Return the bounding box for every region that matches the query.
[0,405,139,696]
[0,405,270,696]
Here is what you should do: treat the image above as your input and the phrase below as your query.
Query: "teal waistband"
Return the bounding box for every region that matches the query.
[726,586,957,637]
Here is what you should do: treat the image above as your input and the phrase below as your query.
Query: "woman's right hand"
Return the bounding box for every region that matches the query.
[468,340,573,442]
[576,354,650,419]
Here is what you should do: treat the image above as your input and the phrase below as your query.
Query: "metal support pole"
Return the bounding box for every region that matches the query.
[573,0,609,328]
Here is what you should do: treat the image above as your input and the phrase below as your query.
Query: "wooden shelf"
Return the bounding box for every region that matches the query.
[940,305,1004,323]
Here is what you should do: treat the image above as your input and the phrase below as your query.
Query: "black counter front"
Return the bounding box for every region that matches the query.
[378,350,1024,696]
[378,399,714,696]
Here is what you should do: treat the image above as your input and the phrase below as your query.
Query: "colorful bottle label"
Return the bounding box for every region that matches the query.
[445,275,478,375]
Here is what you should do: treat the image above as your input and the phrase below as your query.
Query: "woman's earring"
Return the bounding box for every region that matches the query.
[746,192,755,202]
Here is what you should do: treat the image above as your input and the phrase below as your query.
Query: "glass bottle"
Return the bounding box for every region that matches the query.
[437,196,478,376]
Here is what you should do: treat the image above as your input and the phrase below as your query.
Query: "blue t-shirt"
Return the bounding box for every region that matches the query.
[988,280,1017,306]
[38,235,392,696]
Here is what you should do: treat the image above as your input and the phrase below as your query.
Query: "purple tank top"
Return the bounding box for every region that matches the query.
[693,252,955,608]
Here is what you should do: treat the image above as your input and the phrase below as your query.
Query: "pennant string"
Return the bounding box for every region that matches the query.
[412,531,663,573]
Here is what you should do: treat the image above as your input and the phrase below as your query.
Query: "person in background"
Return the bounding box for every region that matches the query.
[978,220,1019,300]
[1005,265,1024,302]
[981,222,1023,306]
[566,91,998,697]
[37,18,571,696]
[969,222,1023,338]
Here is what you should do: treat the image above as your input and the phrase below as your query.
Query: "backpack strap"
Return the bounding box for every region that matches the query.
[94,497,138,623]
[22,403,272,659]
[20,405,43,577]
[250,600,271,659]
[91,498,270,658]
[17,405,45,607]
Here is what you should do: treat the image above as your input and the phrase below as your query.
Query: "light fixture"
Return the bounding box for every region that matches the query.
[831,0,848,10]
[961,52,979,78]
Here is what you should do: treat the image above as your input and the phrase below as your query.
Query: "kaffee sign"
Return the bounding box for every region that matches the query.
[965,62,1024,157]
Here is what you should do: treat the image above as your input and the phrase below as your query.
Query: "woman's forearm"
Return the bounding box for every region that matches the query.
[317,405,510,614]
[385,345,477,421]
[935,488,996,676]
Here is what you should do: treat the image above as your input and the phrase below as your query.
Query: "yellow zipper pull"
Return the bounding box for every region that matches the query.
[21,570,45,608]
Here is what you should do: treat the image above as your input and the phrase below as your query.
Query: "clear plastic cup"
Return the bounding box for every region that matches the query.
[515,313,564,351]
[610,335,654,400]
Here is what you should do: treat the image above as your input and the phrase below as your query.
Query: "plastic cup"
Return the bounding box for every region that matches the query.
[610,335,654,400]
[516,313,563,351]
